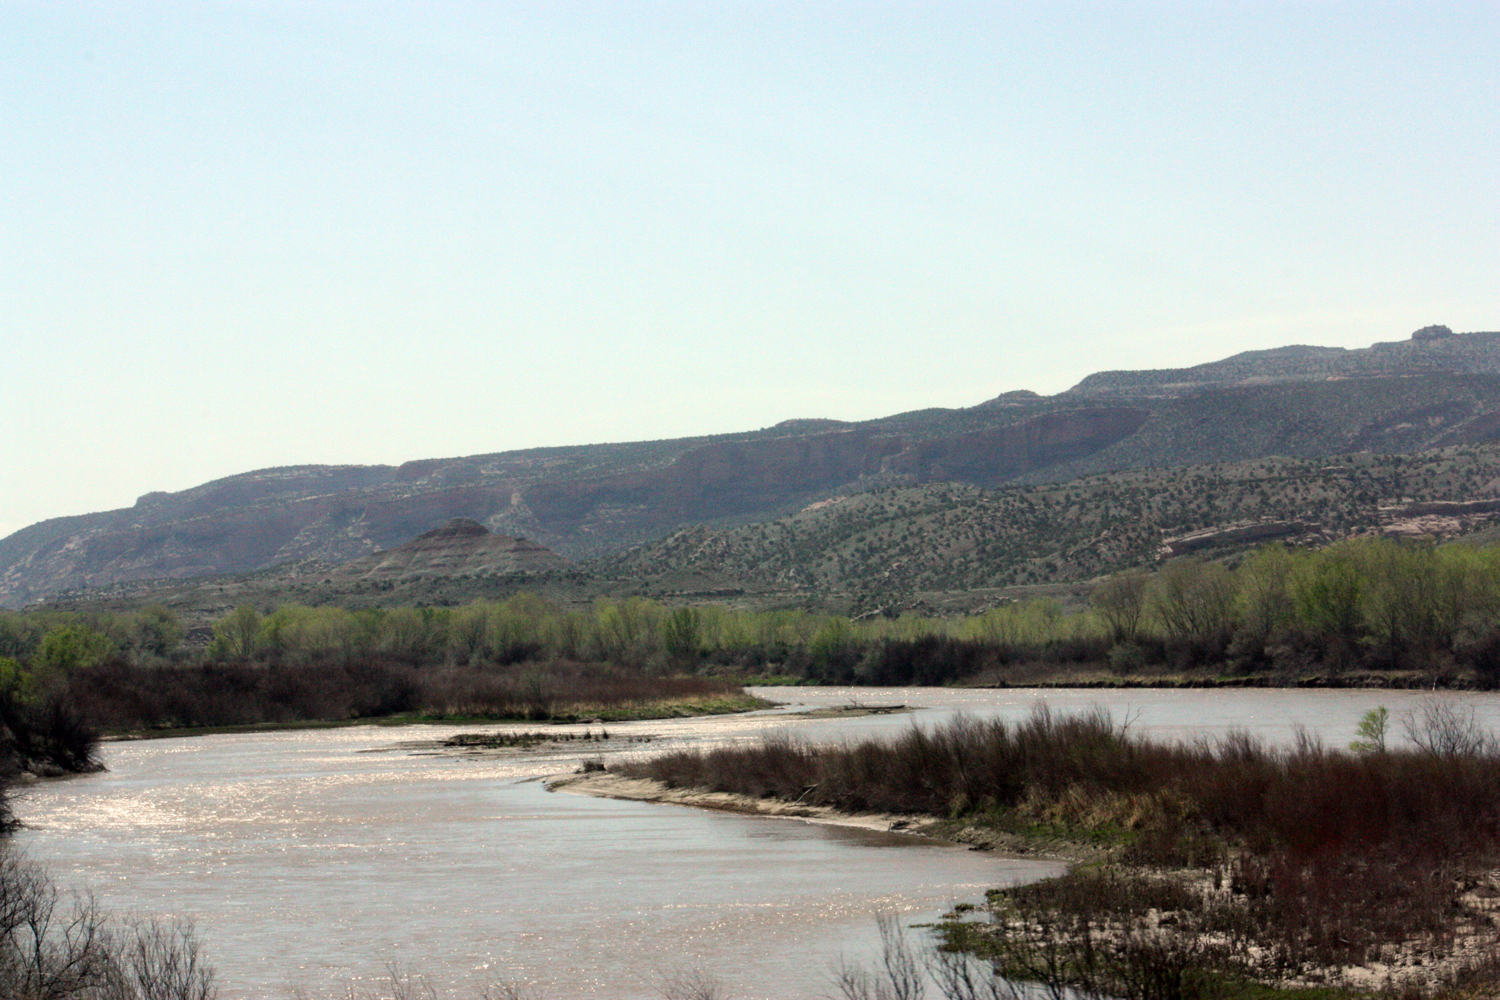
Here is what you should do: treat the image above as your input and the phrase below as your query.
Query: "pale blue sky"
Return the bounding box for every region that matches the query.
[4,1,1498,537]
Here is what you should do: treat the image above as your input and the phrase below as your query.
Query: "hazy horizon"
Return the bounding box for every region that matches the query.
[6,2,1497,538]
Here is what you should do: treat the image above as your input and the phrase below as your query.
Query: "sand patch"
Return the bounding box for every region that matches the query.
[546,770,933,837]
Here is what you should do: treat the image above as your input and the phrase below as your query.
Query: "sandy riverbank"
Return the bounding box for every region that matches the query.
[546,770,934,837]
[545,769,1105,861]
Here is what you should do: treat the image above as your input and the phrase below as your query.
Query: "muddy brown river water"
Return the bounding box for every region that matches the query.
[13,687,1500,998]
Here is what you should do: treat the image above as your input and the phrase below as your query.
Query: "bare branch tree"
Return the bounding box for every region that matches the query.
[1403,698,1495,757]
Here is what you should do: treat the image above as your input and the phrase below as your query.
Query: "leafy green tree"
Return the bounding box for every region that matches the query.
[1349,706,1389,754]
[446,603,491,664]
[1435,545,1491,648]
[1292,547,1363,667]
[326,608,378,666]
[0,613,31,660]
[808,616,853,665]
[212,605,263,660]
[38,624,113,675]
[379,607,440,662]
[594,597,662,664]
[1236,545,1296,643]
[694,605,751,653]
[968,604,1023,646]
[1151,559,1238,644]
[0,656,35,705]
[129,604,185,658]
[544,610,586,660]
[661,607,702,662]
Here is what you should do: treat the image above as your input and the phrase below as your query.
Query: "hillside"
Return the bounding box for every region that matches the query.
[2,401,1146,606]
[5,324,1500,607]
[34,440,1500,629]
[1065,325,1500,396]
[603,443,1500,603]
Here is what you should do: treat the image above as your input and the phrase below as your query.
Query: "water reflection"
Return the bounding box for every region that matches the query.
[13,710,1053,999]
[14,686,1499,998]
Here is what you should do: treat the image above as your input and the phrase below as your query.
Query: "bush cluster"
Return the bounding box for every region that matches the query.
[630,704,1500,996]
[0,849,214,999]
[62,656,743,731]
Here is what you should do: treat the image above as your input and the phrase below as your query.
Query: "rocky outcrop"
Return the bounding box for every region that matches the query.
[1412,325,1456,342]
[881,408,1150,486]
[1160,521,1311,557]
[1379,498,1500,518]
[1021,374,1500,484]
[332,518,569,580]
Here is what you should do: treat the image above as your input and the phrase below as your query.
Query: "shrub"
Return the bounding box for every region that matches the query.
[1107,642,1147,675]
[0,847,217,999]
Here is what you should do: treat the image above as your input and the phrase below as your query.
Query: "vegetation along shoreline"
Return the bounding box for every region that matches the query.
[581,702,1500,999]
[11,532,1500,739]
[7,527,1500,994]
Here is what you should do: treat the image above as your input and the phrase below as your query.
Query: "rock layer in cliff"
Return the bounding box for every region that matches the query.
[332,519,570,581]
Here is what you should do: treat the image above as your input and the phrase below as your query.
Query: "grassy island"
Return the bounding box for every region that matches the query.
[617,703,1500,1000]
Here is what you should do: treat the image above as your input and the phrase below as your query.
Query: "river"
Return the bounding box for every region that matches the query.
[12,686,1500,998]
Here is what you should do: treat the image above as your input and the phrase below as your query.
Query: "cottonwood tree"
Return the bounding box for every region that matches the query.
[1092,570,1150,641]
[1291,548,1362,669]
[210,605,262,661]
[1236,545,1296,644]
[661,607,701,662]
[1151,559,1238,646]
[39,626,112,672]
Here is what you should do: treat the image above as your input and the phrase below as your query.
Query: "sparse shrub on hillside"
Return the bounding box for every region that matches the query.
[599,442,1500,594]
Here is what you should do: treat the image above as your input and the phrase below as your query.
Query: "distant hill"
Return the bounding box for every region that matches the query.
[1064,325,1498,397]
[0,404,1139,605]
[331,518,570,581]
[5,324,1500,607]
[44,440,1500,628]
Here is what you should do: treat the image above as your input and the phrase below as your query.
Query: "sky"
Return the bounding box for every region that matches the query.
[4,1,1498,539]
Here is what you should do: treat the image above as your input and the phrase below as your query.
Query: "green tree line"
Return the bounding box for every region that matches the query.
[9,536,1500,692]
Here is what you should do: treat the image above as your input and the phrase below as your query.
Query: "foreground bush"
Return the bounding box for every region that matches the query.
[629,705,1500,858]
[0,849,215,999]
[624,705,1500,997]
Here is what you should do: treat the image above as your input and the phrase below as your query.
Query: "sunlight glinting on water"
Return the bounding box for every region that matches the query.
[16,687,1500,998]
